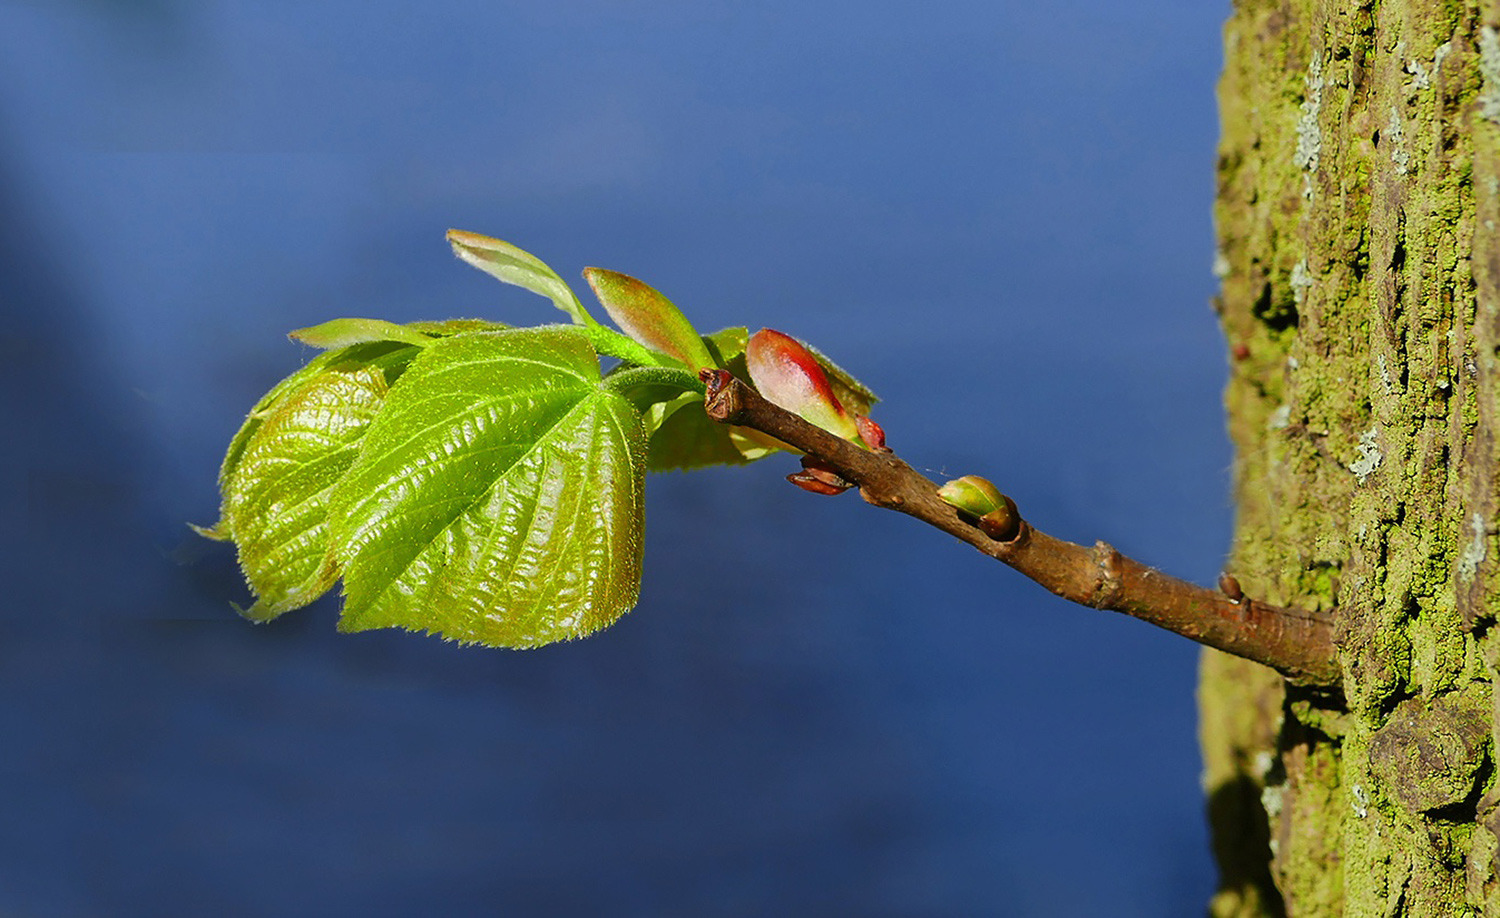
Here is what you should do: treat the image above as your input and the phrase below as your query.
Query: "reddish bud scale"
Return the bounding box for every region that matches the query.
[745,329,863,443]
[788,456,855,495]
[855,415,887,451]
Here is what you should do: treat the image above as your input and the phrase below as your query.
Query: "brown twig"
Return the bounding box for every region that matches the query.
[700,369,1341,688]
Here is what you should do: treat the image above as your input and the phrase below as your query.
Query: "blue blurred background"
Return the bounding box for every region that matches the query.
[2,1,1235,914]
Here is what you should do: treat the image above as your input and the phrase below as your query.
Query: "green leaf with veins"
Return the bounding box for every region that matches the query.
[201,232,884,650]
[212,319,506,498]
[205,341,425,618]
[211,340,420,499]
[326,326,648,648]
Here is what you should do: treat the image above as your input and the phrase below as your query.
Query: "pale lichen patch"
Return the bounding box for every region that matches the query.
[1458,512,1488,583]
[1295,56,1325,172]
[1407,42,1451,93]
[1261,783,1285,857]
[1290,259,1314,304]
[1407,59,1430,91]
[1385,108,1410,175]
[1349,428,1383,483]
[1481,28,1500,124]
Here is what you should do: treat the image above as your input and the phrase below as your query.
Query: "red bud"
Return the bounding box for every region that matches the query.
[745,329,861,442]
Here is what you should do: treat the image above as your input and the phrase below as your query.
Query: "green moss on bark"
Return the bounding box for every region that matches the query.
[1206,0,1500,914]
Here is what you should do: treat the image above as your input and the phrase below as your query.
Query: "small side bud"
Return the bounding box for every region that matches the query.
[938,475,1020,541]
[1218,572,1243,602]
[938,475,1006,516]
[855,415,888,451]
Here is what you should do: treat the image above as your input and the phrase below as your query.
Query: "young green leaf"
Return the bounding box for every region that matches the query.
[583,268,716,370]
[326,326,647,648]
[288,317,434,350]
[447,229,597,326]
[209,344,423,619]
[214,341,425,497]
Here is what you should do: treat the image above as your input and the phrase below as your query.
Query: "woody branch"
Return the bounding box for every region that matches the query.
[700,369,1341,689]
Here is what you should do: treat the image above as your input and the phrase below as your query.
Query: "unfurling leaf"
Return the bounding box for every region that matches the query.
[583,267,715,370]
[447,230,596,326]
[326,326,647,648]
[209,341,426,618]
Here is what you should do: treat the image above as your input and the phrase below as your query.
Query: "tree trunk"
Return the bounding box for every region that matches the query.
[1203,1,1500,914]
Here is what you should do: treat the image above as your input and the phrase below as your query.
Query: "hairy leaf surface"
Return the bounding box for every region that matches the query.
[327,326,647,647]
[212,343,422,618]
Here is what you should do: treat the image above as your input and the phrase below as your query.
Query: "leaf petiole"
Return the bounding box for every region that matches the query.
[581,324,681,369]
[603,364,705,395]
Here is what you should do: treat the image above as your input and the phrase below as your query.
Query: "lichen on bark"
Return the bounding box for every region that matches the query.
[1205,0,1500,914]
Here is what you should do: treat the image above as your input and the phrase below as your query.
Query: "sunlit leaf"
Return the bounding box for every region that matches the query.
[211,343,424,619]
[326,326,647,648]
[200,231,885,651]
[213,320,508,498]
[215,341,423,497]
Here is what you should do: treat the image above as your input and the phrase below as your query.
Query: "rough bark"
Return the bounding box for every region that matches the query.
[1203,1,1500,915]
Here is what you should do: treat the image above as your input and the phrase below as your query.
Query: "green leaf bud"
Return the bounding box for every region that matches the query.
[938,475,1020,541]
